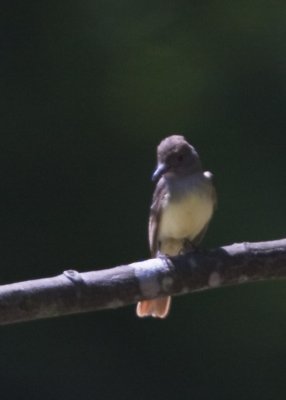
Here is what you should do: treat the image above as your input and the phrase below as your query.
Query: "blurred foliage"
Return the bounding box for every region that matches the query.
[0,1,286,399]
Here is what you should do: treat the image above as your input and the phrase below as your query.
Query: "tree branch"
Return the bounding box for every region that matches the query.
[0,238,286,325]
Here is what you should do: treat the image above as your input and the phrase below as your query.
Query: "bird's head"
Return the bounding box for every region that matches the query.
[152,135,202,182]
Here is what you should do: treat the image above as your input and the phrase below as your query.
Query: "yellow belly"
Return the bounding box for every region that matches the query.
[159,190,213,241]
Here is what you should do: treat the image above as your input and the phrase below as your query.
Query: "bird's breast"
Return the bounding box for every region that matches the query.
[159,187,214,241]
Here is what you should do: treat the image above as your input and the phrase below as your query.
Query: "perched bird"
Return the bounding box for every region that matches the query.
[136,135,216,318]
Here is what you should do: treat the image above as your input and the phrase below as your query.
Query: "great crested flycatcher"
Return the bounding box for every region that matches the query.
[137,135,216,318]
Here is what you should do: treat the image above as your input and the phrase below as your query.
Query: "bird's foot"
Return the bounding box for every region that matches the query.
[181,239,198,255]
[156,250,168,259]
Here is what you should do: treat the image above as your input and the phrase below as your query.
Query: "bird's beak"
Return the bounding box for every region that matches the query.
[152,162,168,182]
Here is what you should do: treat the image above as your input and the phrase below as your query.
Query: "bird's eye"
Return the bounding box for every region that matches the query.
[177,154,184,162]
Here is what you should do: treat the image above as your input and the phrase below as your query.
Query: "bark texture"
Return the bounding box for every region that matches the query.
[0,238,285,325]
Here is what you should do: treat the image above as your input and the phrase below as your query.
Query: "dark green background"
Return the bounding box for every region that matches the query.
[1,1,286,399]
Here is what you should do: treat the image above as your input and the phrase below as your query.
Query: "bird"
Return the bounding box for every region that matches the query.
[136,134,216,318]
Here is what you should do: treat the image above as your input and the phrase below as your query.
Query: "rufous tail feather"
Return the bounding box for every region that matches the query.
[136,297,171,318]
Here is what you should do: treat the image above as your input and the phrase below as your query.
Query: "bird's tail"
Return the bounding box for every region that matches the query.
[136,297,171,319]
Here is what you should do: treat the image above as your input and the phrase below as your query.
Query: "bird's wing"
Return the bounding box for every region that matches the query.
[137,179,171,319]
[148,178,168,257]
[192,172,217,247]
[204,171,218,210]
